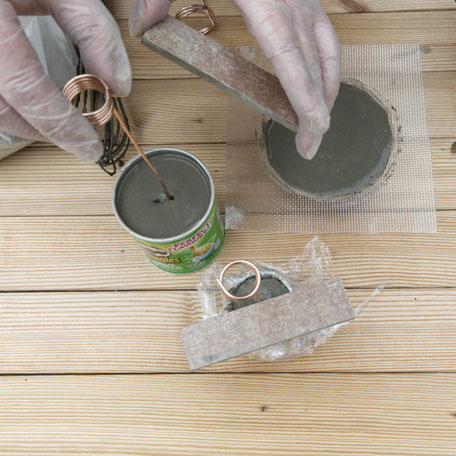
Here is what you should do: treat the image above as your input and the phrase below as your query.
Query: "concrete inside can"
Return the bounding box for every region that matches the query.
[115,150,211,239]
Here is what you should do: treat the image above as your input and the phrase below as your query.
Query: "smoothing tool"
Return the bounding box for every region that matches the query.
[141,16,298,132]
[181,260,355,370]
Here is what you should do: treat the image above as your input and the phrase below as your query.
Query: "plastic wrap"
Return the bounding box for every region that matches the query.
[0,16,78,160]
[197,236,383,361]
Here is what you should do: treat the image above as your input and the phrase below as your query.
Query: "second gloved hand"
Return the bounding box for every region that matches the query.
[233,0,341,159]
[129,0,341,160]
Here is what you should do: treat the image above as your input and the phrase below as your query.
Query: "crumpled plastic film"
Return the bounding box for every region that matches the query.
[0,16,78,161]
[225,44,436,234]
[197,237,382,362]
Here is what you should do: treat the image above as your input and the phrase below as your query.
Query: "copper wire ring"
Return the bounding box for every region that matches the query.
[175,0,216,35]
[216,260,262,303]
[62,74,113,127]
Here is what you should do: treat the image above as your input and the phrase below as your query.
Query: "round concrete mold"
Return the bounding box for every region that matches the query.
[263,80,400,201]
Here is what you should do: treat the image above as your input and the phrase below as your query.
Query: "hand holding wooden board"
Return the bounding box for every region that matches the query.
[141,16,299,132]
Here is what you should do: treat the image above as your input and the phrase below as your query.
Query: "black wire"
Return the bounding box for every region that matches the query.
[72,1,130,176]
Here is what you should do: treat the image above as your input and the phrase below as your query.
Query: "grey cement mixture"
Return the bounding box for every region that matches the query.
[264,82,393,198]
[227,274,291,311]
[115,151,211,239]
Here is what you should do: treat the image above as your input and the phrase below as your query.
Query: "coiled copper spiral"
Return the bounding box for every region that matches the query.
[175,0,215,35]
[62,74,174,200]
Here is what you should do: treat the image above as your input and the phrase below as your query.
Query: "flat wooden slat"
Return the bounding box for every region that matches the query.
[0,212,456,291]
[2,138,453,216]
[64,74,452,145]
[106,0,456,20]
[128,42,456,79]
[121,18,456,79]
[0,289,455,373]
[122,13,456,53]
[0,374,455,455]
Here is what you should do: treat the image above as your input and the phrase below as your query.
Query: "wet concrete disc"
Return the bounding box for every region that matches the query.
[227,274,290,312]
[264,82,393,198]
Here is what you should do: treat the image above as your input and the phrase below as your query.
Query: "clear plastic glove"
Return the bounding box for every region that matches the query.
[0,0,132,162]
[129,0,341,160]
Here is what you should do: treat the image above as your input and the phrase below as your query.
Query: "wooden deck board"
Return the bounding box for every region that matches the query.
[0,374,455,455]
[25,74,453,145]
[0,289,454,373]
[1,138,455,216]
[1,212,456,291]
[119,14,456,79]
[106,0,456,19]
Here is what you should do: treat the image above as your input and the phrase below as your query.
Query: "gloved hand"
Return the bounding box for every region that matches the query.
[129,0,341,160]
[0,0,131,162]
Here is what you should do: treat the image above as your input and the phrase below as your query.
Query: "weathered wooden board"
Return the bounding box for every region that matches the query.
[142,17,299,131]
[0,374,455,455]
[1,212,456,291]
[106,0,456,20]
[0,289,454,373]
[1,138,454,216]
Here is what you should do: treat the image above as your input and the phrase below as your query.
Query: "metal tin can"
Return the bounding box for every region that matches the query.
[113,148,225,274]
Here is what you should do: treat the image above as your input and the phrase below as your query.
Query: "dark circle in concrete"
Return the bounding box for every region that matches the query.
[264,82,393,198]
[227,274,291,312]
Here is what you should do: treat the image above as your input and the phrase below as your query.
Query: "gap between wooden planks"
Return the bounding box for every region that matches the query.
[0,289,455,373]
[1,212,456,291]
[0,374,455,455]
[106,0,456,19]
[1,138,455,216]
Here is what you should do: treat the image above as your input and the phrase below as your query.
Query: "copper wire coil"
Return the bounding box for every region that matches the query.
[175,0,216,35]
[62,74,174,200]
[62,74,114,128]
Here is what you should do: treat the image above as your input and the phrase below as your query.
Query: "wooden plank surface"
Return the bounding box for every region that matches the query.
[1,4,455,454]
[1,213,456,291]
[1,138,455,216]
[37,73,450,146]
[0,289,454,373]
[120,15,456,79]
[106,0,456,19]
[0,374,455,455]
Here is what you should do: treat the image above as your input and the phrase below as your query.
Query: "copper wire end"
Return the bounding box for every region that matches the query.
[62,74,174,200]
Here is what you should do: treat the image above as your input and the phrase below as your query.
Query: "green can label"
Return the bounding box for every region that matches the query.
[135,200,225,274]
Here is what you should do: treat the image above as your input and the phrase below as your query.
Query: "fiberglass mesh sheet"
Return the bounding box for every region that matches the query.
[225,44,437,234]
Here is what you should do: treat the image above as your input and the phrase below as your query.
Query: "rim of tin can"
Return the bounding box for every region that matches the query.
[112,148,216,244]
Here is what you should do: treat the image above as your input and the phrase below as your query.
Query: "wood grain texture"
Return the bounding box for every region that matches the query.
[0,374,455,455]
[0,289,455,373]
[142,17,299,131]
[106,0,456,19]
[120,18,456,79]
[3,138,454,216]
[43,73,452,146]
[1,213,456,291]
